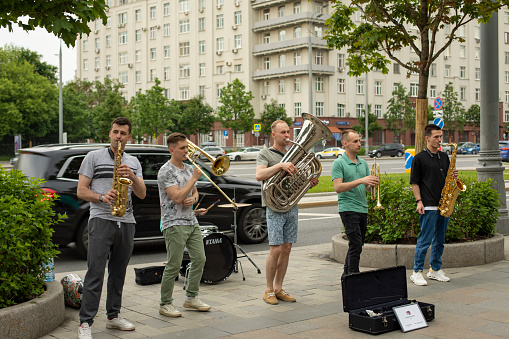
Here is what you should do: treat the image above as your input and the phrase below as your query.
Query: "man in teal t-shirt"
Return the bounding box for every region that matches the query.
[331,129,378,277]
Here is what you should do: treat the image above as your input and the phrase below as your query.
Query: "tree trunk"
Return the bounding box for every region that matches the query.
[415,0,430,154]
[415,99,428,153]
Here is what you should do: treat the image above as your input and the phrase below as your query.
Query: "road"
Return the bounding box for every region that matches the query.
[54,205,341,273]
[225,154,494,180]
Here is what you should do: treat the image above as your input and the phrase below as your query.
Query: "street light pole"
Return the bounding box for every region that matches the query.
[365,72,369,152]
[308,30,313,116]
[58,40,63,144]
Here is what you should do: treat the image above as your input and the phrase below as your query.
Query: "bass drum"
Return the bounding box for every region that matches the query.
[181,232,236,284]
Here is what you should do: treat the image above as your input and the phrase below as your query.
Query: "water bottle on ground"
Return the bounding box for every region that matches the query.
[43,257,55,281]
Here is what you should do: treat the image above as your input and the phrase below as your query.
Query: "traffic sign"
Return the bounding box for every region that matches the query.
[224,130,229,137]
[253,123,261,132]
[405,149,415,173]
[433,117,444,129]
[433,110,443,118]
[434,97,443,110]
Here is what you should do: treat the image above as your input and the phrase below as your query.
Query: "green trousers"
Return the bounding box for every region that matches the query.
[160,224,206,305]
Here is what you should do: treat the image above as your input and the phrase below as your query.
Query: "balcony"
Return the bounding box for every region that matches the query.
[252,64,335,80]
[253,36,328,56]
[253,12,329,32]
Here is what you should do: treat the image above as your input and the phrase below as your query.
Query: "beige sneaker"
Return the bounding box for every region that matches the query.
[263,289,278,305]
[159,303,182,317]
[78,322,93,339]
[410,270,428,286]
[275,289,296,302]
[106,315,135,331]
[427,268,450,282]
[183,298,211,311]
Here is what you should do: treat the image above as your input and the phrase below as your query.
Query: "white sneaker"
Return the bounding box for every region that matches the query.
[183,298,211,311]
[106,315,135,331]
[78,322,93,339]
[427,268,450,282]
[410,271,428,286]
[159,303,182,317]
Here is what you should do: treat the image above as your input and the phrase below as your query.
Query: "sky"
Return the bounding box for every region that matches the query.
[0,25,77,83]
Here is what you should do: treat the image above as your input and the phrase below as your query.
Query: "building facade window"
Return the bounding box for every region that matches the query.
[430,85,436,97]
[459,45,466,58]
[217,65,224,74]
[460,87,466,100]
[164,45,170,58]
[279,55,286,68]
[150,26,157,39]
[234,11,242,25]
[135,29,141,42]
[179,42,190,56]
[315,51,323,65]
[180,0,189,12]
[375,104,382,118]
[118,32,127,44]
[315,102,324,117]
[180,20,190,33]
[263,32,270,44]
[199,63,206,76]
[430,63,436,76]
[263,81,270,95]
[164,3,170,16]
[460,66,466,79]
[263,56,270,70]
[234,35,242,49]
[217,37,224,51]
[263,8,270,20]
[393,63,400,74]
[150,48,156,60]
[294,102,302,116]
[119,72,128,84]
[293,1,301,13]
[164,23,170,36]
[179,87,190,100]
[279,79,285,93]
[164,67,170,80]
[199,41,206,54]
[135,50,141,62]
[217,14,224,28]
[118,12,127,24]
[410,82,418,97]
[337,78,345,93]
[278,6,285,17]
[95,57,100,69]
[150,6,156,19]
[199,18,206,31]
[136,71,141,83]
[445,64,451,77]
[294,27,301,38]
[234,64,242,72]
[294,52,301,65]
[337,103,345,117]
[106,36,111,47]
[475,88,480,101]
[315,77,324,92]
[374,81,382,95]
[294,78,301,92]
[356,104,364,117]
[106,55,111,66]
[356,80,364,94]
[179,64,190,78]
[119,52,128,64]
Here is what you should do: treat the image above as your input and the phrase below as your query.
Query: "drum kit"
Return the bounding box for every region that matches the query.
[180,202,261,285]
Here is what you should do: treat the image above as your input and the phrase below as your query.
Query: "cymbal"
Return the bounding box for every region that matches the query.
[218,203,252,208]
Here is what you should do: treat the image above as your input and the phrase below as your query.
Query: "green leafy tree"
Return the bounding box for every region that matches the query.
[176,96,216,140]
[3,44,58,83]
[129,78,176,142]
[442,82,466,139]
[92,78,128,141]
[353,105,383,139]
[325,0,507,153]
[62,82,94,142]
[216,79,255,151]
[259,99,292,139]
[0,47,58,144]
[385,83,415,142]
[465,104,481,128]
[0,0,108,47]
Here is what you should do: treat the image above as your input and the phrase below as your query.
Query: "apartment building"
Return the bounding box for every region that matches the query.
[76,0,509,147]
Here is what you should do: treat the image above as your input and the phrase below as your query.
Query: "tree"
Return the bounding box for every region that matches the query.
[176,96,216,138]
[216,79,255,151]
[353,105,383,140]
[129,78,177,142]
[62,82,94,142]
[259,99,293,140]
[0,47,58,144]
[92,78,128,142]
[3,44,58,83]
[465,104,481,128]
[0,1,108,47]
[442,82,466,139]
[385,83,415,143]
[325,0,507,153]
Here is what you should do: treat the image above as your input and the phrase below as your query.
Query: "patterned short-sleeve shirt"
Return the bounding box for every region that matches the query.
[157,161,198,230]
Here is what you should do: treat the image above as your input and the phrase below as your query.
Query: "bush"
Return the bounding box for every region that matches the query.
[0,167,61,308]
[366,177,500,244]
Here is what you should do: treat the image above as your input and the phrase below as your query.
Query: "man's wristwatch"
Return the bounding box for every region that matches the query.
[99,194,104,202]
[416,199,422,204]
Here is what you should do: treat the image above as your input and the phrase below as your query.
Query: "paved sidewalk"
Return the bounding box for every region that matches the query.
[44,237,509,339]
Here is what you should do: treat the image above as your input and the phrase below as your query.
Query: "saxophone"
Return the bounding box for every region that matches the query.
[111,140,133,217]
[438,143,466,217]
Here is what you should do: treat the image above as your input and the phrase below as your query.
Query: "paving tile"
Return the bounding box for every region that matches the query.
[149,326,230,339]
[209,316,286,334]
[474,322,509,338]
[269,320,321,334]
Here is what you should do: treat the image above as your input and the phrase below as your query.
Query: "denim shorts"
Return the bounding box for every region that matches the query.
[266,206,298,245]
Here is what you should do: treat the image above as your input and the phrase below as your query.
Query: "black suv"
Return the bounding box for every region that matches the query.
[15,144,267,257]
[368,143,405,158]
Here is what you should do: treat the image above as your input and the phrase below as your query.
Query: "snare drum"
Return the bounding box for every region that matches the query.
[181,229,236,284]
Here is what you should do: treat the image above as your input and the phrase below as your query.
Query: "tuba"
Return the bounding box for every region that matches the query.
[263,113,334,212]
[111,140,133,217]
[438,143,466,217]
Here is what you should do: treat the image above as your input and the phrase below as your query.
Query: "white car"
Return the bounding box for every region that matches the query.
[227,147,261,161]
[315,147,346,159]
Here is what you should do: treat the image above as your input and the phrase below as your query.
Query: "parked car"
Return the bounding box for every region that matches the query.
[227,147,261,161]
[368,143,405,158]
[464,143,480,154]
[315,147,345,159]
[440,144,452,155]
[15,144,267,258]
[457,142,475,154]
[500,141,509,161]
[199,146,226,161]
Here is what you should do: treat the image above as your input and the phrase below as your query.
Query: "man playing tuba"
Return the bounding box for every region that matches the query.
[256,120,319,305]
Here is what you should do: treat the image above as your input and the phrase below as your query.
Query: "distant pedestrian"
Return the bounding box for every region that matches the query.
[77,117,146,339]
[331,129,378,277]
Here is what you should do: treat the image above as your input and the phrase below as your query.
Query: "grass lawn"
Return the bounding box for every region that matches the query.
[308,170,509,194]
[0,156,12,161]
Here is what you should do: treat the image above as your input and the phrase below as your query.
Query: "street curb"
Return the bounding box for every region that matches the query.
[298,200,337,208]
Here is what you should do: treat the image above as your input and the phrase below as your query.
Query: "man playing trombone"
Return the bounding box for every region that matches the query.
[331,129,379,278]
[157,133,210,318]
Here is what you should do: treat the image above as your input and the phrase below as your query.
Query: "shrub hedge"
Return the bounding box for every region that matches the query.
[0,167,62,308]
[366,177,500,244]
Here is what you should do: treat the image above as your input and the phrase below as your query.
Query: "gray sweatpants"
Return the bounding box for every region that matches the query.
[79,218,135,325]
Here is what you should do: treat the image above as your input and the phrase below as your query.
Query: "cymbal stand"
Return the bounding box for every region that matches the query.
[232,205,261,279]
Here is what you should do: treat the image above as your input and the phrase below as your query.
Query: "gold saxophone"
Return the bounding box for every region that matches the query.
[111,140,133,217]
[438,143,466,217]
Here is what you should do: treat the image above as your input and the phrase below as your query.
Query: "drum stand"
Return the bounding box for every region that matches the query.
[231,207,261,280]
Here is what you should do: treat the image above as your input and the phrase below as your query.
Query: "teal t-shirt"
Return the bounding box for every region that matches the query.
[331,155,370,213]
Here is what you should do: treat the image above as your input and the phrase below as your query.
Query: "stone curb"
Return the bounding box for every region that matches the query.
[0,281,65,339]
[331,233,505,268]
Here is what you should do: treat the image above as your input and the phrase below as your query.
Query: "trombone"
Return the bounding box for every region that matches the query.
[371,158,384,210]
[186,141,238,209]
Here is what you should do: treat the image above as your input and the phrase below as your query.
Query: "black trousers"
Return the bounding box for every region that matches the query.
[339,211,367,275]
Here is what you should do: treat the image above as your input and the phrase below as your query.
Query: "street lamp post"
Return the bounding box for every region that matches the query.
[308,5,327,117]
[58,40,63,144]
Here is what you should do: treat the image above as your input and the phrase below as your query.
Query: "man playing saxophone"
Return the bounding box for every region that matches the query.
[409,124,458,286]
[331,129,379,278]
[256,120,319,305]
[77,117,146,339]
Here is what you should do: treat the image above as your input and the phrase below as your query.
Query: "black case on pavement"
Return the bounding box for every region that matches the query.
[342,266,435,334]
[134,265,165,285]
